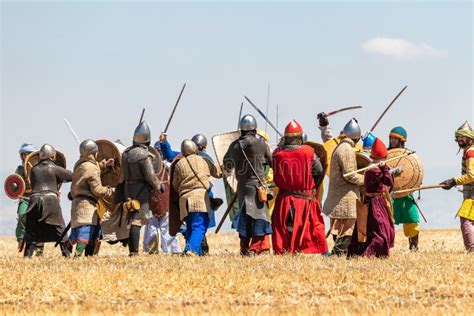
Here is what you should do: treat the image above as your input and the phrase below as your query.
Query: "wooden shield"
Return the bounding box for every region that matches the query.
[386,148,424,198]
[212,131,240,194]
[356,152,372,174]
[97,140,124,188]
[24,150,67,189]
[305,140,328,189]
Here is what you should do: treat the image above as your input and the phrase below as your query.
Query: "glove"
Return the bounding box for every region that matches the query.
[317,112,329,127]
[439,178,456,190]
[391,166,403,177]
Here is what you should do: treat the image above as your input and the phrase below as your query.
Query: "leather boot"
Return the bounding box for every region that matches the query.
[24,243,36,258]
[409,234,419,252]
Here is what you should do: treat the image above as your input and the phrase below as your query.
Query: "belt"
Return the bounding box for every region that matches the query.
[75,194,98,203]
[365,192,383,197]
[280,189,316,200]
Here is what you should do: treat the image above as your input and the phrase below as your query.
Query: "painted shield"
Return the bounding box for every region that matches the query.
[4,174,26,199]
[305,140,328,189]
[356,152,372,174]
[386,148,424,198]
[24,150,67,189]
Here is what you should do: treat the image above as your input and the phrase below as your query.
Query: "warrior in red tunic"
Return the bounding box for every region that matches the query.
[272,120,328,255]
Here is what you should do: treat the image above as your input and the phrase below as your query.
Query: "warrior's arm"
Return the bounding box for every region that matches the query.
[319,125,334,143]
[87,170,114,200]
[379,164,394,188]
[207,160,223,179]
[340,148,364,186]
[160,141,180,162]
[264,144,273,169]
[311,155,323,183]
[141,156,161,192]
[455,157,474,185]
[222,148,236,174]
[55,167,73,183]
[118,155,126,184]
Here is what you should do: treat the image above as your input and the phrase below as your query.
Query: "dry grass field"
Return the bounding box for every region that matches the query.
[0,229,472,315]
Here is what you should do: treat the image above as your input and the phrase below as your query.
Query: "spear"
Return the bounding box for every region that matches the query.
[370,86,408,133]
[164,83,186,133]
[244,96,283,137]
[343,151,415,177]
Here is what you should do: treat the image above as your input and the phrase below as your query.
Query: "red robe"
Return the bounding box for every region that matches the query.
[272,145,328,254]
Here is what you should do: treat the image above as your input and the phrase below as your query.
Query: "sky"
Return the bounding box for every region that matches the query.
[0,1,472,235]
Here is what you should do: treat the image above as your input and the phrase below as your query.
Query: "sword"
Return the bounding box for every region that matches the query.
[164,83,186,133]
[237,102,243,129]
[244,96,283,137]
[370,86,408,132]
[215,192,238,234]
[64,118,81,145]
[326,105,363,117]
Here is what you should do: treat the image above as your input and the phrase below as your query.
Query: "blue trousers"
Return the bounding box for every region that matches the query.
[184,212,209,256]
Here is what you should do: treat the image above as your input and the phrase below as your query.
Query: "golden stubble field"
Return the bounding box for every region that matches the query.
[0,229,472,315]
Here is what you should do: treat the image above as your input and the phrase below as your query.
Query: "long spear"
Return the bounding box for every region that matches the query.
[343,151,415,177]
[265,82,271,133]
[64,118,81,145]
[391,184,444,195]
[237,102,243,129]
[244,96,283,137]
[164,83,186,133]
[370,85,408,132]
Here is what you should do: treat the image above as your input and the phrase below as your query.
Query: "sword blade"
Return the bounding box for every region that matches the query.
[64,118,81,145]
[244,96,283,137]
[370,85,408,132]
[326,105,363,117]
[164,83,186,133]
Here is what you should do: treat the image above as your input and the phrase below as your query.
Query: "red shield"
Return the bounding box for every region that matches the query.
[4,174,26,199]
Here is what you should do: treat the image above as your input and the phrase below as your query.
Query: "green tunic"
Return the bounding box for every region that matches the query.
[392,194,420,224]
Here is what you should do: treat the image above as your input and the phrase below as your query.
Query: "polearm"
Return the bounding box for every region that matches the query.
[164,83,186,133]
[244,96,283,137]
[343,151,415,177]
[64,118,81,145]
[413,198,428,223]
[237,102,243,129]
[215,192,238,234]
[265,82,271,133]
[370,85,408,132]
[139,108,145,124]
[392,184,444,195]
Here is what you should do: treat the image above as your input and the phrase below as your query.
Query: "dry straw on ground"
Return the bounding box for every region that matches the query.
[0,229,472,315]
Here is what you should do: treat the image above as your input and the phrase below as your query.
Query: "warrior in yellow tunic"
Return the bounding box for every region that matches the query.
[440,121,474,252]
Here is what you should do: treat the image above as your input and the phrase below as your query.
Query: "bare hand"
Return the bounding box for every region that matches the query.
[160,132,168,143]
[106,158,115,167]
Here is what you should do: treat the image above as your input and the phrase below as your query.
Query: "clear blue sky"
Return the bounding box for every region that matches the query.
[1,1,472,234]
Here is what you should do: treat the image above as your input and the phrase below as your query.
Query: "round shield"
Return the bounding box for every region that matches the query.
[386,148,424,198]
[4,174,26,199]
[97,140,123,188]
[24,150,67,189]
[356,152,372,174]
[305,141,328,188]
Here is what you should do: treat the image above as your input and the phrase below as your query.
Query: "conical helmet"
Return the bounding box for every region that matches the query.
[455,121,473,139]
[240,114,257,131]
[343,118,362,140]
[39,144,56,160]
[133,121,151,145]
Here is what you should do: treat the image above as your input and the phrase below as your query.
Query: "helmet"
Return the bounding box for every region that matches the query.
[343,118,362,140]
[389,126,408,142]
[362,132,376,149]
[191,134,208,150]
[240,114,257,131]
[19,143,35,156]
[79,139,98,157]
[39,144,56,160]
[181,139,197,157]
[133,121,151,145]
[455,121,474,139]
[302,132,308,143]
[370,138,388,159]
[284,119,303,137]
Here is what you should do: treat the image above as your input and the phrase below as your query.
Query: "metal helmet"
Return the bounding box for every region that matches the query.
[191,134,208,150]
[19,143,35,156]
[181,139,197,157]
[133,121,151,145]
[455,121,474,139]
[362,132,376,148]
[39,144,56,160]
[79,139,98,157]
[302,132,308,143]
[240,114,257,131]
[343,118,362,140]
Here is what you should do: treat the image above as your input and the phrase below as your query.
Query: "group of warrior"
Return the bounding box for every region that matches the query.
[9,110,474,258]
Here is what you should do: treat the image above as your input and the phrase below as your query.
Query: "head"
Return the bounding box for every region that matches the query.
[343,118,362,143]
[191,134,208,151]
[389,126,407,149]
[133,121,151,146]
[370,138,388,162]
[362,132,376,151]
[39,144,56,161]
[19,143,35,162]
[79,139,98,158]
[240,114,257,135]
[455,121,474,149]
[181,139,197,157]
[284,119,303,145]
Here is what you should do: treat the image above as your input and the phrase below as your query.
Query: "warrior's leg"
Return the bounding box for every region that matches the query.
[159,214,180,254]
[331,236,352,256]
[34,243,45,256]
[143,217,159,254]
[201,235,209,256]
[239,236,251,256]
[128,225,141,256]
[24,243,36,258]
[404,223,420,251]
[460,217,474,252]
[75,243,87,257]
[184,213,208,256]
